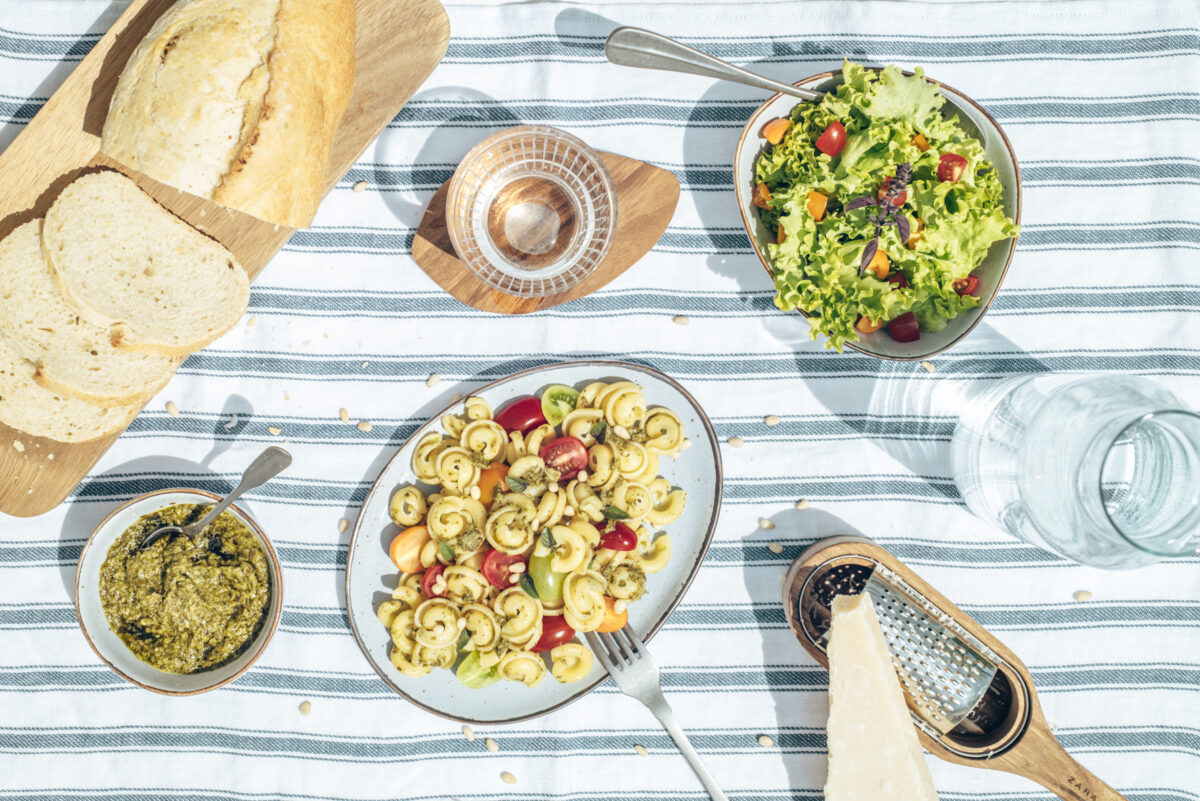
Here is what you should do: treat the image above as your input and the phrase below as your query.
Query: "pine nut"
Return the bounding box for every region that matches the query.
[299,700,312,715]
[500,772,517,784]
[268,426,281,436]
[165,401,180,418]
[426,373,440,387]
[634,744,649,756]
[485,737,499,752]
[338,519,349,534]
[673,315,690,326]
[767,542,784,554]
[357,421,373,432]
[759,519,775,530]
[462,725,476,742]
[758,734,774,748]
[470,486,481,499]
[339,408,350,424]
[509,563,526,574]
[764,415,781,426]
[795,499,810,510]
[727,436,744,448]
[613,600,627,614]
[920,360,936,373]
[1073,590,1093,602]
[353,180,367,193]
[613,425,630,439]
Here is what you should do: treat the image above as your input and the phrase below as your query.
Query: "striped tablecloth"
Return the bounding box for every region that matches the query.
[2,1,1198,799]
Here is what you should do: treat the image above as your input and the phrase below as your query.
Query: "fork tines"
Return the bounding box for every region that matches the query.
[586,625,645,671]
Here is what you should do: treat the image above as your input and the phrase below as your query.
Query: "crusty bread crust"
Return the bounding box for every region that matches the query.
[213,0,356,228]
[102,0,356,229]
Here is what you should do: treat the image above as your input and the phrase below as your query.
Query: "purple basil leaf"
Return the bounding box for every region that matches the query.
[895,213,911,243]
[845,196,875,211]
[859,238,879,274]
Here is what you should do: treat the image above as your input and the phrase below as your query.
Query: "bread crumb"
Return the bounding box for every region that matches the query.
[634,744,648,757]
[224,414,239,430]
[500,772,516,785]
[299,700,312,715]
[165,401,180,418]
[462,724,476,742]
[764,415,781,426]
[795,499,810,510]
[361,361,368,368]
[727,437,744,448]
[920,360,936,373]
[673,315,690,326]
[353,180,367,193]
[767,542,783,554]
[339,408,350,424]
[759,518,775,530]
[268,426,281,436]
[1073,589,1093,602]
[12,440,24,453]
[757,734,774,748]
[426,373,440,388]
[681,438,692,450]
[357,421,373,432]
[485,737,499,752]
[338,518,349,534]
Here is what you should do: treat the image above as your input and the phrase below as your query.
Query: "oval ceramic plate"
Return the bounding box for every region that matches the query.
[734,69,1022,361]
[346,361,722,723]
[74,488,284,695]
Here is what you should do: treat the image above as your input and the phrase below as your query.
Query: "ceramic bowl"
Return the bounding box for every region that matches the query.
[734,69,1022,360]
[345,360,723,724]
[74,488,283,695]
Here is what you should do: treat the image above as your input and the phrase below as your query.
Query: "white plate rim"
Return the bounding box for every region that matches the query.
[344,359,724,724]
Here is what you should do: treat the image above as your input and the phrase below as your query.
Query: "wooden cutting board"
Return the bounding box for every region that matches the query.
[0,0,450,517]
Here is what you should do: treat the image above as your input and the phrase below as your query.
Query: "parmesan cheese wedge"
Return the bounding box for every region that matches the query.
[825,593,939,801]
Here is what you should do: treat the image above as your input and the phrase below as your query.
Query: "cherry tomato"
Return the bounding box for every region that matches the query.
[481,549,526,589]
[421,564,447,598]
[876,177,907,207]
[539,436,588,477]
[815,121,846,156]
[937,153,968,183]
[494,397,546,434]
[953,275,980,296]
[888,273,909,290]
[531,614,576,653]
[888,312,921,343]
[596,521,638,551]
[596,597,628,633]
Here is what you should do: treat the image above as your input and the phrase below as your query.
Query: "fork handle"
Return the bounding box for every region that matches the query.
[646,696,729,801]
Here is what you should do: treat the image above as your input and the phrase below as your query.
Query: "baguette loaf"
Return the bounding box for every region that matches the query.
[0,220,177,406]
[0,336,138,443]
[42,171,250,357]
[100,0,356,229]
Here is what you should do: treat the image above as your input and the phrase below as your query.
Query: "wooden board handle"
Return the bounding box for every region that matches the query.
[1013,725,1128,801]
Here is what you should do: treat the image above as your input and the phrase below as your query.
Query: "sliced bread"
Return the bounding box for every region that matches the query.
[0,336,137,443]
[41,171,250,357]
[0,219,177,406]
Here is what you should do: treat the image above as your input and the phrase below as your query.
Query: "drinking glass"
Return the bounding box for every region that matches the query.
[951,374,1200,569]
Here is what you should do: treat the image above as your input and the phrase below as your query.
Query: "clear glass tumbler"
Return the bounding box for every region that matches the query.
[951,374,1200,569]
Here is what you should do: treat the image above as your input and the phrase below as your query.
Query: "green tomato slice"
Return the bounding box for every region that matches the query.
[455,650,500,689]
[528,552,566,603]
[541,385,580,426]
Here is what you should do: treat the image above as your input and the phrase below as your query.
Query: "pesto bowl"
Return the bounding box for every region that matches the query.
[74,488,284,695]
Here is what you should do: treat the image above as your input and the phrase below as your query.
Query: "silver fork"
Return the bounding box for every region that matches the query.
[586,626,729,801]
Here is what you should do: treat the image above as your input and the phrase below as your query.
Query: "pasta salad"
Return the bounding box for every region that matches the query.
[376,380,687,689]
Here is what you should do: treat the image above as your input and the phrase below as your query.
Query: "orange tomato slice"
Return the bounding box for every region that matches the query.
[595,596,628,633]
[477,463,510,508]
[389,525,430,573]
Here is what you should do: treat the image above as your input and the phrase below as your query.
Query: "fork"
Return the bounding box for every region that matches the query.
[586,626,729,801]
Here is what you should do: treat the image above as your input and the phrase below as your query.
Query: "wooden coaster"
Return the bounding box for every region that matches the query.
[412,152,680,314]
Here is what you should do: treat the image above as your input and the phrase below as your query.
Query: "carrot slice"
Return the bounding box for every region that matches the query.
[911,133,930,152]
[805,190,828,222]
[866,249,889,280]
[752,182,773,209]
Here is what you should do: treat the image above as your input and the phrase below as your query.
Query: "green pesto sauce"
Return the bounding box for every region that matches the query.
[98,503,271,674]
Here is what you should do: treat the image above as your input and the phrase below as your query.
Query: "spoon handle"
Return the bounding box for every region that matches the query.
[187,447,292,535]
[605,27,821,102]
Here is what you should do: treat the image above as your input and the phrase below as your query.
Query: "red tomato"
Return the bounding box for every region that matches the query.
[596,522,638,551]
[539,436,588,477]
[876,177,907,207]
[531,614,576,653]
[953,275,980,296]
[937,153,968,183]
[494,397,546,434]
[888,312,921,343]
[421,564,447,598]
[481,549,525,589]
[815,121,846,157]
[888,273,909,290]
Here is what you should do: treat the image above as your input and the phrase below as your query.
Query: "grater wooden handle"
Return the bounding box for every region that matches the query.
[1003,721,1129,801]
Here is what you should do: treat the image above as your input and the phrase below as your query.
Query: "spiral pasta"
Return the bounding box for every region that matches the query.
[378,379,689,689]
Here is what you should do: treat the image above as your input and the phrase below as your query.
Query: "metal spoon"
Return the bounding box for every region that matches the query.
[139,446,292,550]
[604,26,985,142]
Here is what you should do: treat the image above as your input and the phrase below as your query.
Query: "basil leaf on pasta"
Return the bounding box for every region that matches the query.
[519,573,540,599]
[438,542,456,563]
[603,505,631,520]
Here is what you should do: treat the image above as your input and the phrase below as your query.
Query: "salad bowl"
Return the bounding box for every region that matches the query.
[734,68,1022,361]
[345,360,722,723]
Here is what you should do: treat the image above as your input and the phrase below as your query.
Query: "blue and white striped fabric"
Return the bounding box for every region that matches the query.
[2,1,1199,799]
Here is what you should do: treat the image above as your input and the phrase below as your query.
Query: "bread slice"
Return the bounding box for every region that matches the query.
[41,171,250,357]
[101,0,355,228]
[0,336,137,443]
[0,219,177,406]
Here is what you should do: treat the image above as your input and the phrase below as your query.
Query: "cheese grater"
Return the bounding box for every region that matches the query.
[784,536,1128,801]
